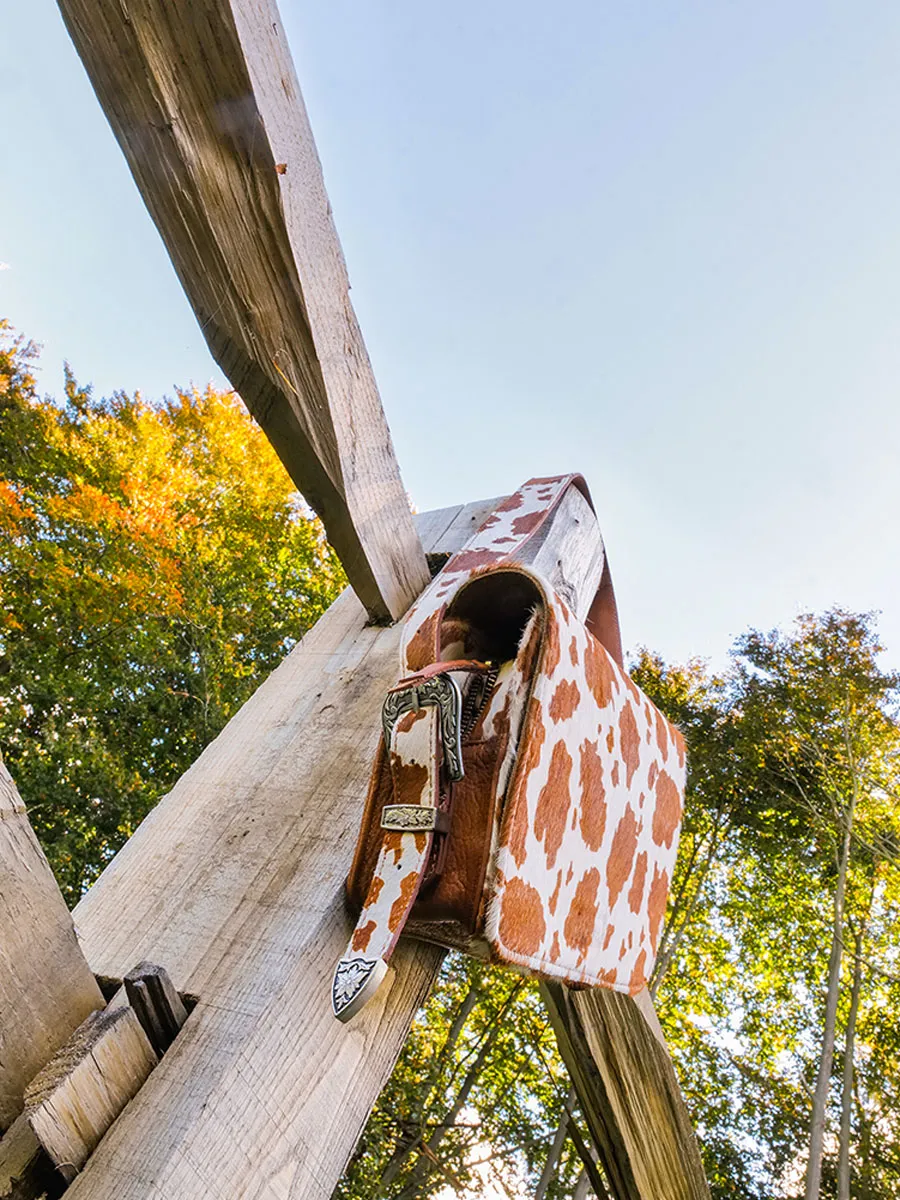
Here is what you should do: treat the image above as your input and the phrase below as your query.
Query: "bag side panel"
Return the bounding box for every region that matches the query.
[485,596,686,994]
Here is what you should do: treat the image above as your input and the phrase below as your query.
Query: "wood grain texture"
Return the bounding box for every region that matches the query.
[527,485,606,618]
[541,982,710,1200]
[0,758,104,1133]
[124,964,189,1058]
[26,1007,158,1183]
[55,0,429,621]
[62,494,603,1199]
[0,1112,59,1200]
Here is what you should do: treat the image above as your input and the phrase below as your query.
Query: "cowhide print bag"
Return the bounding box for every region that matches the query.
[332,476,686,1021]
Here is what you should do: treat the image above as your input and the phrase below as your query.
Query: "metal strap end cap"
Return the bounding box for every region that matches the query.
[332,956,390,1023]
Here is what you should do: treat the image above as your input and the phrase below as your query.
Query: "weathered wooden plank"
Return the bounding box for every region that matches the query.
[124,964,189,1058]
[0,1113,54,1200]
[428,496,505,557]
[0,758,105,1134]
[541,982,710,1200]
[25,1007,158,1184]
[66,594,437,1199]
[61,493,604,1199]
[527,485,606,616]
[55,0,429,622]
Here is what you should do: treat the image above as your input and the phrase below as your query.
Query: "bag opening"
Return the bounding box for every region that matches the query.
[444,570,544,664]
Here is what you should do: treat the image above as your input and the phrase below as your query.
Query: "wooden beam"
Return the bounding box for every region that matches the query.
[541,982,710,1200]
[59,493,602,1199]
[0,757,105,1134]
[0,1112,59,1200]
[55,0,429,622]
[25,1007,158,1184]
[527,483,606,615]
[124,964,189,1058]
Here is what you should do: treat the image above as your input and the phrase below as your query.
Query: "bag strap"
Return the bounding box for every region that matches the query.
[332,663,486,1020]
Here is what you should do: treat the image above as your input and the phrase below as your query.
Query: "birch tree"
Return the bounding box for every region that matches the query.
[732,611,900,1200]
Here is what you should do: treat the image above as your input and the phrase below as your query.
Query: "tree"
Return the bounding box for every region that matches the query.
[0,320,344,901]
[334,954,600,1199]
[733,612,900,1200]
[628,651,743,1000]
[628,616,900,1198]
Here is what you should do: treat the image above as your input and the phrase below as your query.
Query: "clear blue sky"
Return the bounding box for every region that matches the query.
[3,1,899,668]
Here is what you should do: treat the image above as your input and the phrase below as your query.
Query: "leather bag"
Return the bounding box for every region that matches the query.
[332,476,685,1021]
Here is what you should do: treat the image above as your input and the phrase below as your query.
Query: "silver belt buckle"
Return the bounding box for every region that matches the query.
[381,672,465,782]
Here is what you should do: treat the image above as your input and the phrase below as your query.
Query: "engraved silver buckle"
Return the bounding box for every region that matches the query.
[382,672,465,782]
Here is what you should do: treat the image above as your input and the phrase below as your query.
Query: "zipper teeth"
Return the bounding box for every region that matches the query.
[461,664,500,740]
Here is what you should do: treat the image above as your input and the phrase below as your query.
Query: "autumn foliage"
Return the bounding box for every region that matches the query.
[0,321,344,901]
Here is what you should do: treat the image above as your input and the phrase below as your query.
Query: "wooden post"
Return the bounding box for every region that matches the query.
[123,964,190,1058]
[25,1006,158,1183]
[55,0,430,622]
[0,757,104,1133]
[542,983,710,1200]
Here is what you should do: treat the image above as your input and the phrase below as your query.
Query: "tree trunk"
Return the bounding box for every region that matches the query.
[573,1169,592,1200]
[854,1078,873,1200]
[390,983,522,1200]
[534,1086,576,1200]
[391,1030,497,1200]
[373,982,480,1193]
[650,829,722,998]
[565,1108,609,1200]
[838,929,864,1200]
[433,985,481,1089]
[805,803,854,1200]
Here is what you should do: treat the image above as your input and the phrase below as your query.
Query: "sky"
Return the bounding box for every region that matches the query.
[2,0,899,669]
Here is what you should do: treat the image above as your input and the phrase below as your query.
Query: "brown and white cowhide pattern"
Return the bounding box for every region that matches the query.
[332,703,440,1018]
[349,706,438,964]
[334,475,685,1018]
[483,570,685,994]
[401,475,577,670]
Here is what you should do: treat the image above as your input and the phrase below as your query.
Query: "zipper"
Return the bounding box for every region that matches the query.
[460,662,501,741]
